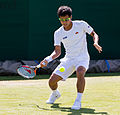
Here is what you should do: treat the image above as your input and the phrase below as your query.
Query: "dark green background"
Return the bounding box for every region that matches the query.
[0,0,120,60]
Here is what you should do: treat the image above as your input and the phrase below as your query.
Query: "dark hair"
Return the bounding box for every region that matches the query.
[57,6,72,17]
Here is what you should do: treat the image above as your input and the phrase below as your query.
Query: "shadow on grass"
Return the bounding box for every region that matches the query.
[0,72,120,81]
[35,103,108,115]
[51,103,108,115]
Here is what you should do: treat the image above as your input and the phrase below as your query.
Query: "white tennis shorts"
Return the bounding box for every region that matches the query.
[53,57,89,80]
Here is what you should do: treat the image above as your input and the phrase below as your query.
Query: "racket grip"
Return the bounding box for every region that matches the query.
[36,62,46,68]
[36,64,41,68]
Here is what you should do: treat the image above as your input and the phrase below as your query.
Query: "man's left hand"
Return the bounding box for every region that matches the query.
[93,43,102,53]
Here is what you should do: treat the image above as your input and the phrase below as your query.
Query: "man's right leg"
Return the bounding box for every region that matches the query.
[49,73,63,90]
[46,59,75,104]
[46,73,63,104]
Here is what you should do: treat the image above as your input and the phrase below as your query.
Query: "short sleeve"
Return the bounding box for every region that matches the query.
[54,31,61,46]
[82,21,93,34]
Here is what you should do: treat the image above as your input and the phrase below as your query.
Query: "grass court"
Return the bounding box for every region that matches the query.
[0,73,120,115]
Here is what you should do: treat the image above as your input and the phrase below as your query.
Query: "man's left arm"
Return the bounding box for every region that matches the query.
[90,31,102,53]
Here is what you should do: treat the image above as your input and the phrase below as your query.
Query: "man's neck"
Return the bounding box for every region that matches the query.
[64,22,73,31]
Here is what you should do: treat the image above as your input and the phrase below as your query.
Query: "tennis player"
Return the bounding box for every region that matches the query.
[40,6,102,110]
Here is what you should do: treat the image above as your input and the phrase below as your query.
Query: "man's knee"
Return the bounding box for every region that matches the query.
[49,74,62,86]
[49,77,56,86]
[76,66,86,78]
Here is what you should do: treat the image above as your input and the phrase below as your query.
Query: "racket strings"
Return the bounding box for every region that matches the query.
[17,66,36,78]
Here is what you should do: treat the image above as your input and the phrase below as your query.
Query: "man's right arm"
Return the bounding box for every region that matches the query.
[50,45,61,60]
[40,45,61,67]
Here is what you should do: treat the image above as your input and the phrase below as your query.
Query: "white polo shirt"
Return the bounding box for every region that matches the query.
[54,20,93,60]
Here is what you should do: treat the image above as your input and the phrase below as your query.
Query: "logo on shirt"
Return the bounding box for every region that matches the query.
[75,32,79,34]
[63,36,67,39]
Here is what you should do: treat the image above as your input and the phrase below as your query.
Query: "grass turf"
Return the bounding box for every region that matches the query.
[0,73,120,115]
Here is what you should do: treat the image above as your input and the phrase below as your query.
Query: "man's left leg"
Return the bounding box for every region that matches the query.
[71,66,86,110]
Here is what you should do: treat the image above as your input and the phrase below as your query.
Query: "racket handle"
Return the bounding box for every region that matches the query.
[36,62,46,68]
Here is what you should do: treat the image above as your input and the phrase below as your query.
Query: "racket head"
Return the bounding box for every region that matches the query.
[17,65,36,78]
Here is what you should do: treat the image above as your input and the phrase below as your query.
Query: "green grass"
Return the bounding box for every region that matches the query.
[0,73,120,115]
[0,72,120,81]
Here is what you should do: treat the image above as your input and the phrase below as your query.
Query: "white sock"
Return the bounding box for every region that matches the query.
[76,92,83,102]
[52,89,59,94]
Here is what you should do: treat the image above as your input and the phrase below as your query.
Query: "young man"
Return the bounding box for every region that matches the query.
[40,6,102,110]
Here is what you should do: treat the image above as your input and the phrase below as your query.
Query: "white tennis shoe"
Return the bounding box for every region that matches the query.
[46,90,61,104]
[71,99,81,110]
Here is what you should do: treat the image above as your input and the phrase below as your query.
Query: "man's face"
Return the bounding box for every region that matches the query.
[59,15,72,28]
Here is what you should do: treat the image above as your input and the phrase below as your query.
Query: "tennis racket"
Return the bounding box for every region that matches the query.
[17,62,45,79]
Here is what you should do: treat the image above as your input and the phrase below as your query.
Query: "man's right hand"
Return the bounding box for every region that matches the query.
[40,59,48,68]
